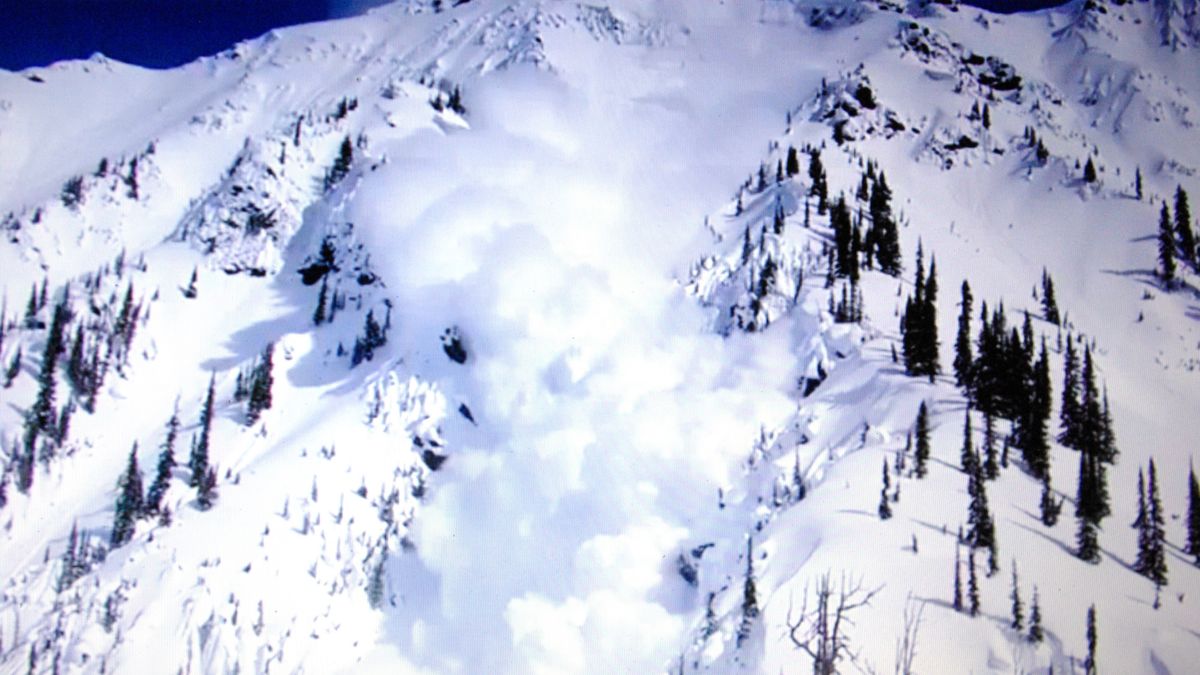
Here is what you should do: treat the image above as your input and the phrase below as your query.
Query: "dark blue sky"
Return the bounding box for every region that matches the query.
[0,0,1069,72]
[0,0,392,71]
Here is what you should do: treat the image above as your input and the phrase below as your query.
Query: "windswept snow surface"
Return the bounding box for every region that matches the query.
[1,1,1200,673]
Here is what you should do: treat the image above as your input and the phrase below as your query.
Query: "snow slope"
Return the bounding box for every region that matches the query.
[1,0,1199,673]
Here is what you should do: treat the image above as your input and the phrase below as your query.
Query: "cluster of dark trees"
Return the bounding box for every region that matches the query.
[110,373,230,548]
[323,136,355,192]
[234,343,275,425]
[900,244,939,381]
[5,253,147,499]
[351,307,389,367]
[1157,185,1195,287]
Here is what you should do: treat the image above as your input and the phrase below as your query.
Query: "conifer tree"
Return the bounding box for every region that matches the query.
[197,467,218,511]
[4,347,20,388]
[1027,587,1043,643]
[923,257,940,382]
[831,197,856,279]
[189,374,215,487]
[914,402,930,478]
[961,407,976,473]
[954,280,974,391]
[183,268,198,299]
[1040,473,1061,526]
[1010,561,1024,631]
[1059,339,1081,449]
[967,450,995,555]
[1139,459,1168,587]
[145,405,179,515]
[1135,166,1143,200]
[967,548,980,617]
[111,444,144,546]
[57,521,82,592]
[1188,461,1200,565]
[1083,157,1097,183]
[870,173,902,276]
[1176,185,1196,268]
[246,343,274,425]
[1075,451,1102,563]
[878,460,893,520]
[1083,605,1097,675]
[737,537,759,647]
[786,146,800,177]
[313,277,328,326]
[953,544,964,612]
[1041,269,1060,325]
[1133,467,1147,531]
[1017,339,1052,479]
[808,150,828,214]
[325,136,354,191]
[1159,203,1177,287]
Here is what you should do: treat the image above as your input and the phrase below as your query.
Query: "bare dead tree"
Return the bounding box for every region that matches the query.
[893,593,925,675]
[785,571,882,675]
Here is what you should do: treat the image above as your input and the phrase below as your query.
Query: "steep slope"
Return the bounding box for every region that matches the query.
[1,1,1199,674]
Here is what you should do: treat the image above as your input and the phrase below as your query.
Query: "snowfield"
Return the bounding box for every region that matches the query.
[1,0,1200,673]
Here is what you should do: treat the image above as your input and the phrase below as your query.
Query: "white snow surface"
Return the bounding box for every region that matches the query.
[0,0,1199,673]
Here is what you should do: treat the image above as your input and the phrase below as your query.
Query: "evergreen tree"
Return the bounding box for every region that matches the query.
[737,537,759,647]
[831,197,856,279]
[1041,269,1060,325]
[1140,459,1168,587]
[325,136,354,191]
[879,459,893,520]
[954,280,974,391]
[1039,473,1061,526]
[961,407,976,473]
[967,457,995,553]
[246,343,275,425]
[1083,157,1097,183]
[914,402,930,478]
[1018,338,1053,479]
[189,374,215,487]
[808,150,828,214]
[786,146,800,177]
[1058,339,1081,449]
[1158,203,1177,287]
[1133,467,1147,531]
[1135,166,1143,201]
[351,310,387,367]
[983,410,1000,476]
[183,267,198,299]
[923,257,940,381]
[111,444,144,546]
[1083,605,1097,675]
[1027,587,1044,643]
[145,405,179,515]
[197,467,218,510]
[1176,185,1196,268]
[953,544,964,612]
[4,347,20,387]
[313,277,328,326]
[1010,561,1024,631]
[870,173,902,276]
[57,521,81,592]
[967,548,980,617]
[1188,461,1200,565]
[1075,450,1102,563]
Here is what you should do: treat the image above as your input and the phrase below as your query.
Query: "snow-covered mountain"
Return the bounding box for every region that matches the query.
[2,0,1199,673]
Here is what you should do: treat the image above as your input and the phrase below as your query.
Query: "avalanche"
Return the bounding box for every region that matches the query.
[1,1,1199,674]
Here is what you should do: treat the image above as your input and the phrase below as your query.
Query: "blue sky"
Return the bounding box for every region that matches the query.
[0,0,1067,71]
[0,0,392,70]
